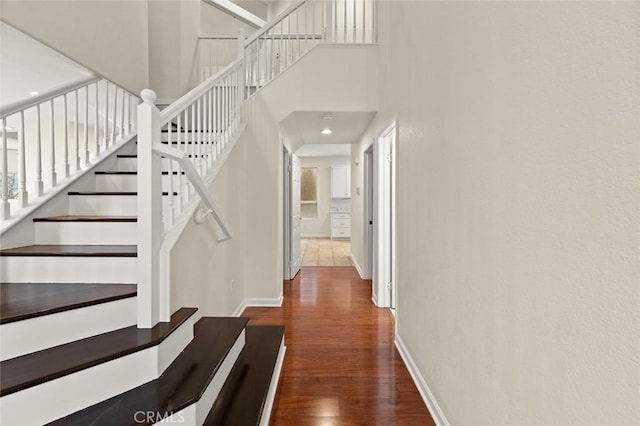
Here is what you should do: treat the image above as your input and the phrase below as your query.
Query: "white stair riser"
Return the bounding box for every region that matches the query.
[95,174,184,192]
[0,316,194,426]
[0,297,136,361]
[116,157,137,170]
[0,256,137,283]
[35,222,138,245]
[69,195,137,215]
[95,174,137,191]
[155,331,246,426]
[259,340,286,426]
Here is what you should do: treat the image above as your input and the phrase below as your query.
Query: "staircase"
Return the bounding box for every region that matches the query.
[0,138,285,425]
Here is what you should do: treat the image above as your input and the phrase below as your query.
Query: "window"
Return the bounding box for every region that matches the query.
[300,167,317,218]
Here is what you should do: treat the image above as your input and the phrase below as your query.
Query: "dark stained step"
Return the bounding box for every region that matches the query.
[161,171,186,175]
[0,245,137,257]
[204,326,285,426]
[0,283,136,325]
[33,215,137,223]
[48,317,249,426]
[117,154,137,158]
[94,171,137,175]
[68,191,136,196]
[0,307,196,397]
[68,191,178,196]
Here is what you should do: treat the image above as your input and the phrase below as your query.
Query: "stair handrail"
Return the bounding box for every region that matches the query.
[244,0,309,47]
[0,76,101,119]
[137,34,245,327]
[1,74,139,223]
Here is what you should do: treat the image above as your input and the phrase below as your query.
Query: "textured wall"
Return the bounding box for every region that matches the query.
[351,1,640,424]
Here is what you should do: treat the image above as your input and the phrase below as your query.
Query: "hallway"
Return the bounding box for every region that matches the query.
[242,267,434,425]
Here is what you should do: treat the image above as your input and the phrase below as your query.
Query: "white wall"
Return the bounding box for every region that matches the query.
[351,2,640,424]
[0,1,149,95]
[299,155,350,238]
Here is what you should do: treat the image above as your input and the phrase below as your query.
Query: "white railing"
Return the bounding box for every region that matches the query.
[197,35,244,84]
[137,54,245,327]
[0,77,138,221]
[244,0,376,93]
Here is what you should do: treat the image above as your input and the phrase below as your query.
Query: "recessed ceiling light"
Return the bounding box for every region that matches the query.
[28,91,39,96]
[321,128,333,135]
[321,114,334,121]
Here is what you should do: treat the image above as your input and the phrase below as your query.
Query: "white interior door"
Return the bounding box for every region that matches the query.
[290,153,302,278]
[373,123,396,309]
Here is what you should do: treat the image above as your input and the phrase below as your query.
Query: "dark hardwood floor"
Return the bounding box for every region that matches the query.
[242,266,435,426]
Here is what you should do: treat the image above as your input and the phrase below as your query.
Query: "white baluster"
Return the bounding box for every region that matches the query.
[84,85,90,166]
[353,0,357,43]
[128,93,134,134]
[111,86,118,145]
[362,0,366,43]
[196,97,202,174]
[190,104,196,174]
[104,81,110,149]
[50,99,57,187]
[343,0,347,43]
[75,89,80,170]
[166,125,174,227]
[35,104,44,197]
[177,113,184,213]
[95,82,100,156]
[18,111,28,207]
[120,88,125,138]
[1,118,10,220]
[63,94,70,178]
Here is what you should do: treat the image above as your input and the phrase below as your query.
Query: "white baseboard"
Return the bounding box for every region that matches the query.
[232,299,248,317]
[394,334,449,426]
[246,294,283,307]
[350,253,366,278]
[233,294,284,317]
[372,292,378,306]
[300,234,330,239]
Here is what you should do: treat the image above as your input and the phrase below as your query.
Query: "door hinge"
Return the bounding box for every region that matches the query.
[386,154,391,163]
[386,282,391,291]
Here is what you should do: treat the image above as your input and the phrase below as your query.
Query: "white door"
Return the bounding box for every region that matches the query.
[290,154,302,278]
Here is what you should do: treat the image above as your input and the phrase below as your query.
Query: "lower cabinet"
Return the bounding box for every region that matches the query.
[330,212,351,239]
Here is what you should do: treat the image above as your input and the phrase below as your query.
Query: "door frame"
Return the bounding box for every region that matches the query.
[283,146,292,279]
[372,121,397,310]
[363,145,374,281]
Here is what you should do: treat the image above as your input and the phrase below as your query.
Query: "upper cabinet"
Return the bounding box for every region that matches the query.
[330,166,350,199]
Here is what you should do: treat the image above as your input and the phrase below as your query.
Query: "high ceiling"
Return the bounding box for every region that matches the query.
[0,22,94,108]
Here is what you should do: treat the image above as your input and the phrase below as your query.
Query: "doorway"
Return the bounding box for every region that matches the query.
[366,122,397,311]
[283,147,302,280]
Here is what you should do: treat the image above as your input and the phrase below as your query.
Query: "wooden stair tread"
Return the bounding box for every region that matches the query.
[0,245,137,257]
[94,171,137,175]
[0,307,196,397]
[33,215,137,223]
[204,325,285,426]
[48,317,249,426]
[0,283,136,325]
[68,191,136,196]
[116,154,137,158]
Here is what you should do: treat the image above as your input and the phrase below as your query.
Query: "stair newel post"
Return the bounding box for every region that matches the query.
[137,89,163,328]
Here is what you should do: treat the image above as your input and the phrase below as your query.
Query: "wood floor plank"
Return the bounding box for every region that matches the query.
[241,266,435,426]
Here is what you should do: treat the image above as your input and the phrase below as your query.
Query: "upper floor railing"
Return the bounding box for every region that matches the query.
[0,76,138,223]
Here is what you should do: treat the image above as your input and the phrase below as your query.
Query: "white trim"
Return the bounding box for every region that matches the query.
[301,234,331,238]
[246,294,284,307]
[232,299,248,317]
[350,253,366,279]
[259,339,286,426]
[394,334,449,426]
[371,293,378,307]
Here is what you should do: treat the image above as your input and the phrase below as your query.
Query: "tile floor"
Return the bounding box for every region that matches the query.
[301,238,352,267]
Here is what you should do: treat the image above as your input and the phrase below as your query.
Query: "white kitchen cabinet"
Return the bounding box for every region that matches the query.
[330,166,350,199]
[331,212,351,239]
